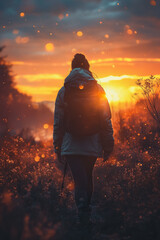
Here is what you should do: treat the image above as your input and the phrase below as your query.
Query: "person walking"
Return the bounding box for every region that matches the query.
[53,53,114,224]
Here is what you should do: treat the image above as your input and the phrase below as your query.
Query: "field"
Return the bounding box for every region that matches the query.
[1,103,160,240]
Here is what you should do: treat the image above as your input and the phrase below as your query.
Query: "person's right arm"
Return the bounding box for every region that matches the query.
[98,85,114,161]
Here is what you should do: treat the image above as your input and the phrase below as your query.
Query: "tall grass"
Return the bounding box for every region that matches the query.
[0,101,160,240]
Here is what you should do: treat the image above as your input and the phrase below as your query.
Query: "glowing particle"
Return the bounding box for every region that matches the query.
[45,43,55,52]
[56,22,58,26]
[105,34,109,39]
[134,30,137,34]
[77,31,83,37]
[125,25,130,29]
[33,25,36,28]
[79,85,84,90]
[112,64,115,68]
[37,30,40,33]
[99,21,103,24]
[49,32,53,36]
[136,39,140,44]
[35,156,40,162]
[67,182,74,191]
[12,29,19,35]
[150,0,156,6]
[43,123,49,129]
[117,2,119,5]
[41,154,45,158]
[20,12,25,18]
[66,13,69,17]
[127,29,133,35]
[58,14,64,20]
[72,48,76,53]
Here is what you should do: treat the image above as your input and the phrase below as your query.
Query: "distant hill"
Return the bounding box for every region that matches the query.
[34,101,55,112]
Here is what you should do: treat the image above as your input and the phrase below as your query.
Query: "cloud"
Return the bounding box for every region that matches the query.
[0,0,102,15]
[16,73,63,81]
[1,0,160,104]
[91,57,160,65]
[1,0,160,49]
[15,74,64,89]
[99,74,160,83]
[119,0,160,18]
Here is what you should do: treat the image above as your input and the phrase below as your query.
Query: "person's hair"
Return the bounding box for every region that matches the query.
[71,53,90,71]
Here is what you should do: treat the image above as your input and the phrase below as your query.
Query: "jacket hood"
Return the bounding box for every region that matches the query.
[64,68,95,84]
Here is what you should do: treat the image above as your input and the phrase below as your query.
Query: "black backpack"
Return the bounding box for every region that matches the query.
[64,80,101,137]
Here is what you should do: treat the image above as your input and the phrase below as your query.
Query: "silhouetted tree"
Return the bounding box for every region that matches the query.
[0,46,13,134]
[135,75,160,135]
[0,46,53,137]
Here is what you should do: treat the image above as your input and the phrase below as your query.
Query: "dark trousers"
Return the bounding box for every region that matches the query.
[65,155,96,210]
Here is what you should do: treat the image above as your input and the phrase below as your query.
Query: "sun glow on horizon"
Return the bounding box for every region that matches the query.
[14,72,160,103]
[104,88,120,103]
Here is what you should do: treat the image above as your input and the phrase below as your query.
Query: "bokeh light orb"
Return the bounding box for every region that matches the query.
[45,43,55,52]
[150,0,156,6]
[77,31,83,37]
[105,34,109,39]
[35,156,40,162]
[43,123,49,129]
[20,12,25,17]
[127,29,133,35]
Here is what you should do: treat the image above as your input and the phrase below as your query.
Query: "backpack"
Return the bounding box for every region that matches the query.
[64,80,101,137]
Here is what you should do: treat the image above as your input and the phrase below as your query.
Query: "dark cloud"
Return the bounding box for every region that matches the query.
[119,0,160,18]
[0,0,102,15]
[0,0,160,65]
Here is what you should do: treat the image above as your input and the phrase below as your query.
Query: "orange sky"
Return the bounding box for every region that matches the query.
[1,0,160,103]
[12,54,160,103]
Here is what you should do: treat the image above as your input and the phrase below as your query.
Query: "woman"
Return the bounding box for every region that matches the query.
[53,53,114,224]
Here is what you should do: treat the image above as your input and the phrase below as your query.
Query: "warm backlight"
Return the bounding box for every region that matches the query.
[105,88,120,102]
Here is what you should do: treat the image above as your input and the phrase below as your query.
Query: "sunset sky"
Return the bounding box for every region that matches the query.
[0,0,160,103]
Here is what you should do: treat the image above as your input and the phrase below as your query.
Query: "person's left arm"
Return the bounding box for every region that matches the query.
[53,87,65,156]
